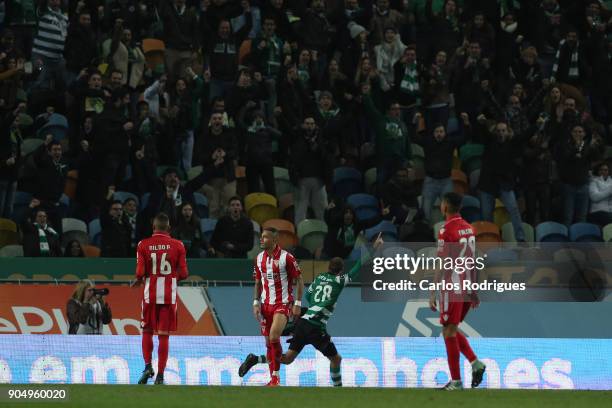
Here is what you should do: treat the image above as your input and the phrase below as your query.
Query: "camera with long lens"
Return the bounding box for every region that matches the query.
[92,288,109,296]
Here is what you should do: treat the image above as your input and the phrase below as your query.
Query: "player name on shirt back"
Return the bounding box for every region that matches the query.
[148,244,171,251]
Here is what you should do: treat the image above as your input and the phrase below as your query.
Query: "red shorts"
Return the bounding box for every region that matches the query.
[141,301,177,332]
[260,303,291,336]
[440,301,471,326]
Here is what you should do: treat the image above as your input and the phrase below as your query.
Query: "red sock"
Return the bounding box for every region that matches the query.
[270,340,282,372]
[444,336,461,381]
[266,342,273,376]
[142,331,153,365]
[158,335,169,375]
[456,332,477,362]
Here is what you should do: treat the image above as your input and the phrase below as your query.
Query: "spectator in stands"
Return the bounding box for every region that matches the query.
[362,84,412,185]
[290,116,331,226]
[66,279,112,335]
[477,119,526,242]
[22,203,61,257]
[523,117,554,226]
[379,165,418,224]
[464,11,495,60]
[143,74,170,121]
[452,41,491,121]
[171,201,212,258]
[201,111,238,218]
[551,28,589,89]
[210,196,254,258]
[323,204,361,259]
[422,50,451,129]
[147,167,210,226]
[123,197,140,255]
[374,26,406,93]
[239,104,280,196]
[63,239,84,257]
[30,0,70,92]
[106,22,145,90]
[342,22,373,82]
[369,0,407,46]
[417,113,468,223]
[226,69,268,121]
[64,8,98,80]
[100,186,132,257]
[588,162,612,227]
[0,108,22,218]
[393,45,420,122]
[425,0,462,60]
[159,0,199,82]
[557,124,603,226]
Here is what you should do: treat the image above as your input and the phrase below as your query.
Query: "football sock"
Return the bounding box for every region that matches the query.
[270,340,282,372]
[257,355,267,363]
[142,332,153,366]
[330,366,342,387]
[157,335,169,375]
[444,336,461,381]
[266,342,273,376]
[456,332,477,363]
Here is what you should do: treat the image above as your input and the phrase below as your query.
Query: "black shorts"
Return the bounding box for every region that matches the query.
[288,318,338,358]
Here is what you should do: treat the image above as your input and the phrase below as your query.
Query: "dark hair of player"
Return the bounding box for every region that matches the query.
[328,257,344,275]
[263,227,279,237]
[153,213,171,232]
[442,192,463,214]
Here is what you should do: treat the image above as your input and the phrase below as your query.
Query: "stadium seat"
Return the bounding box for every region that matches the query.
[460,195,481,223]
[113,191,139,207]
[36,113,69,141]
[62,218,87,234]
[347,193,380,226]
[297,219,328,254]
[88,219,102,247]
[553,248,586,263]
[569,223,602,242]
[140,192,151,210]
[21,138,44,156]
[82,244,101,258]
[451,169,468,195]
[187,165,203,181]
[459,144,484,174]
[200,218,218,242]
[0,244,23,257]
[410,143,425,170]
[193,192,209,218]
[245,193,278,225]
[535,222,569,242]
[365,220,398,242]
[501,222,535,243]
[64,169,78,200]
[12,191,33,222]
[278,193,294,221]
[603,223,612,242]
[142,38,165,71]
[273,167,293,197]
[472,221,501,242]
[263,219,297,248]
[493,199,510,229]
[61,230,89,248]
[485,247,518,263]
[333,167,363,198]
[364,168,377,194]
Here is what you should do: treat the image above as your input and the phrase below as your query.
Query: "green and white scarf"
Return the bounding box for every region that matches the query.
[400,63,420,95]
[552,39,580,79]
[34,223,57,256]
[318,107,339,120]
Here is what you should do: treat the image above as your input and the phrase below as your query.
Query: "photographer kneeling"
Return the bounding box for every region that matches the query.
[67,280,112,334]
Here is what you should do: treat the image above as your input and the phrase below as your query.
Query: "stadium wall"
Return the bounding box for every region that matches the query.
[0,335,610,390]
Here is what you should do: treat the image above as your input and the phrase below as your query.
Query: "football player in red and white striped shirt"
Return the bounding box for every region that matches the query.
[132,213,188,385]
[241,227,303,386]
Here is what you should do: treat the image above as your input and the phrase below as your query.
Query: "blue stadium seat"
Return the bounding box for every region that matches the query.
[460,195,481,223]
[193,192,209,218]
[365,220,398,242]
[36,113,69,141]
[333,167,363,198]
[88,219,102,247]
[569,223,602,242]
[536,222,569,242]
[347,193,380,224]
[485,248,519,263]
[200,218,218,242]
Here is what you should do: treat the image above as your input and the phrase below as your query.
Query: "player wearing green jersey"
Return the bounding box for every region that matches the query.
[239,235,384,386]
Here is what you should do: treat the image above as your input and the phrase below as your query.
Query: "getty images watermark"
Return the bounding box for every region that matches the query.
[358,242,611,302]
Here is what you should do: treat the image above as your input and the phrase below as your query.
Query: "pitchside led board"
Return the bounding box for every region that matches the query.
[0,335,610,390]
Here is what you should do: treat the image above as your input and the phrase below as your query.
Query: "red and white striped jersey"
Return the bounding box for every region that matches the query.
[136,231,188,305]
[253,245,301,305]
[437,214,476,299]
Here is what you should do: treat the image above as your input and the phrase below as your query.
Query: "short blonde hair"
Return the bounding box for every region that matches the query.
[71,279,94,303]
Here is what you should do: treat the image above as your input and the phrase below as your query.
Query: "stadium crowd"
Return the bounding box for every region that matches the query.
[1,0,612,259]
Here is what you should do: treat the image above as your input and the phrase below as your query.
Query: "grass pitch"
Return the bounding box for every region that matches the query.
[6,385,611,408]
